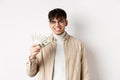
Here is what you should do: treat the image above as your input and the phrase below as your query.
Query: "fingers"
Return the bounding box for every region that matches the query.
[30,44,41,55]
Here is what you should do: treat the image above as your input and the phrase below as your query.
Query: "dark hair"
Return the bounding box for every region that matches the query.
[48,8,67,22]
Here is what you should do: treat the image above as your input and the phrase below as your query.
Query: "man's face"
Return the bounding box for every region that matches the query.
[49,18,68,35]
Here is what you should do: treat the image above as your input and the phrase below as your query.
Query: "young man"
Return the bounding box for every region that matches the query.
[26,8,90,80]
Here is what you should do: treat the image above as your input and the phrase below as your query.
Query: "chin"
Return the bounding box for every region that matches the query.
[55,32,63,35]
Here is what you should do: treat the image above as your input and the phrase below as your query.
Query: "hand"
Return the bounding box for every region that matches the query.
[29,44,41,59]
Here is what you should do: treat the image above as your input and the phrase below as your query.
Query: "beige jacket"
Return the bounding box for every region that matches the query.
[26,33,90,80]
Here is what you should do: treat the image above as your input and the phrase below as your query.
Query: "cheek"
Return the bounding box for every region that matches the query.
[49,24,53,28]
[50,25,55,30]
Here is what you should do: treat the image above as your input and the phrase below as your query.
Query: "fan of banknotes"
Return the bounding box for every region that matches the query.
[32,32,50,47]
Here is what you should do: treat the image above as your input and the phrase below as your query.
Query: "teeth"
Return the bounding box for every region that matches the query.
[55,28,60,31]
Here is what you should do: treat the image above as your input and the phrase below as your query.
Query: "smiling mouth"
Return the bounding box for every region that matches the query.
[55,28,61,31]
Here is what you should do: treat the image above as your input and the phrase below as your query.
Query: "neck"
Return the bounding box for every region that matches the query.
[53,32,66,41]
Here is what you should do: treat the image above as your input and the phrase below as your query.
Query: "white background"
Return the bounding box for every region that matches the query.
[0,0,120,80]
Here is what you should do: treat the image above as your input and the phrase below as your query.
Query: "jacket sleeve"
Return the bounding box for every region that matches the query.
[26,51,42,77]
[26,58,39,77]
[81,44,90,80]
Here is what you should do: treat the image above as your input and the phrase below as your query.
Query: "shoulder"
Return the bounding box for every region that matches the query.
[68,34,82,44]
[64,34,84,49]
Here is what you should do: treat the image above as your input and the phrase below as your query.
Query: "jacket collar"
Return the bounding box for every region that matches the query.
[49,31,70,42]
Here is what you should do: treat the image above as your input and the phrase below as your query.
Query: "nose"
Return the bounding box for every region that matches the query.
[55,22,60,27]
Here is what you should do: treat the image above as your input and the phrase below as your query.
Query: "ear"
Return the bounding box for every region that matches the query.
[65,20,68,26]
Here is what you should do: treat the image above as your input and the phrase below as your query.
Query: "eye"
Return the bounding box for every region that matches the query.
[50,21,56,24]
[59,20,63,23]
[59,20,65,24]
